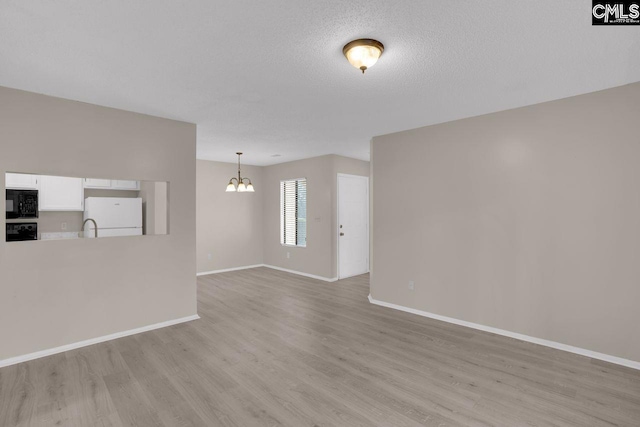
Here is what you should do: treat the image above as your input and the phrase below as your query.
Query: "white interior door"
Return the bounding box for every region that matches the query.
[338,174,369,279]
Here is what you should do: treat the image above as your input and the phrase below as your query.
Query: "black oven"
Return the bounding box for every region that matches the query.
[6,189,38,219]
[6,222,38,242]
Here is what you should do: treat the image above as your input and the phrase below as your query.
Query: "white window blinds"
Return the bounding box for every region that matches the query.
[280,178,307,247]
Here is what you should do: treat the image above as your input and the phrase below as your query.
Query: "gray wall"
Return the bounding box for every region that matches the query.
[196,160,264,272]
[139,181,156,236]
[262,155,369,279]
[196,155,368,279]
[155,182,168,235]
[0,86,197,361]
[371,82,640,362]
[139,181,168,236]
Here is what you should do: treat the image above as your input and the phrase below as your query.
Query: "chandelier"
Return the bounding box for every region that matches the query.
[225,152,255,192]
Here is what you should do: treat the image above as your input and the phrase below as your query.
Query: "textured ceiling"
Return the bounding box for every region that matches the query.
[1,1,639,166]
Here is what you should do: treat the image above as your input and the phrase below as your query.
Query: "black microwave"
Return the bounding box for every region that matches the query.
[6,189,39,219]
[6,222,38,242]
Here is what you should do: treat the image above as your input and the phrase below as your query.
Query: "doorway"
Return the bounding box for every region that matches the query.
[337,173,369,279]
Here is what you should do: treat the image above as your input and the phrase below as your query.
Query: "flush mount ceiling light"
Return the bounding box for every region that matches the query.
[225,152,254,192]
[343,38,384,74]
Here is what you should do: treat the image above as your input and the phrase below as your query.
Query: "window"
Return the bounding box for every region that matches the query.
[280,178,307,247]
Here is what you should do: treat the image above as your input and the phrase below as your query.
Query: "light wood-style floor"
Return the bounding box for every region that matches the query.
[1,267,639,426]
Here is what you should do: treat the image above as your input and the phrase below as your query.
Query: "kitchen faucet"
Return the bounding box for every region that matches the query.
[81,218,98,238]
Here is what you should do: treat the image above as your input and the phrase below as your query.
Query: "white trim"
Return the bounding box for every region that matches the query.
[0,314,200,369]
[197,264,264,276]
[337,173,370,279]
[264,264,338,282]
[197,264,338,283]
[367,295,640,371]
[338,271,370,280]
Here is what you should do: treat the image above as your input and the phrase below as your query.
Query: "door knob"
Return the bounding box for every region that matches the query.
[340,232,344,236]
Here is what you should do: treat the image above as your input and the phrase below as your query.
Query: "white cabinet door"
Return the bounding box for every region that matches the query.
[5,173,39,189]
[84,178,111,189]
[39,176,84,211]
[112,180,139,190]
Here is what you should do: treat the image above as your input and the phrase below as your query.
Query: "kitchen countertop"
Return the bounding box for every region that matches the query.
[40,231,83,240]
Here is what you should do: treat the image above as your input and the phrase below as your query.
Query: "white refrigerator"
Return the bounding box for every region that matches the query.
[83,197,143,238]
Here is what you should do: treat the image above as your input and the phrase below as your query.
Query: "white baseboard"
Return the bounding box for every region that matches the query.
[368,295,640,371]
[196,264,338,283]
[197,264,265,276]
[0,314,200,369]
[338,271,370,280]
[264,264,338,282]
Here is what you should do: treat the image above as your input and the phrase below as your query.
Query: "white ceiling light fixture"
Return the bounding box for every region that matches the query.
[225,152,255,192]
[343,38,384,74]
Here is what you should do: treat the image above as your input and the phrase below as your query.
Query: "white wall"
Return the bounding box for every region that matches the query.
[0,86,197,361]
[371,82,640,363]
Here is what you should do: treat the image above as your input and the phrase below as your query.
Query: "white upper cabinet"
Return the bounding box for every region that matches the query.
[5,173,39,189]
[112,180,139,190]
[84,178,111,188]
[39,175,84,211]
[84,178,139,191]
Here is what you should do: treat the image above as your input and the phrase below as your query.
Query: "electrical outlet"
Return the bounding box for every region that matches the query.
[287,252,290,259]
[207,253,212,261]
[61,222,67,230]
[408,281,415,291]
